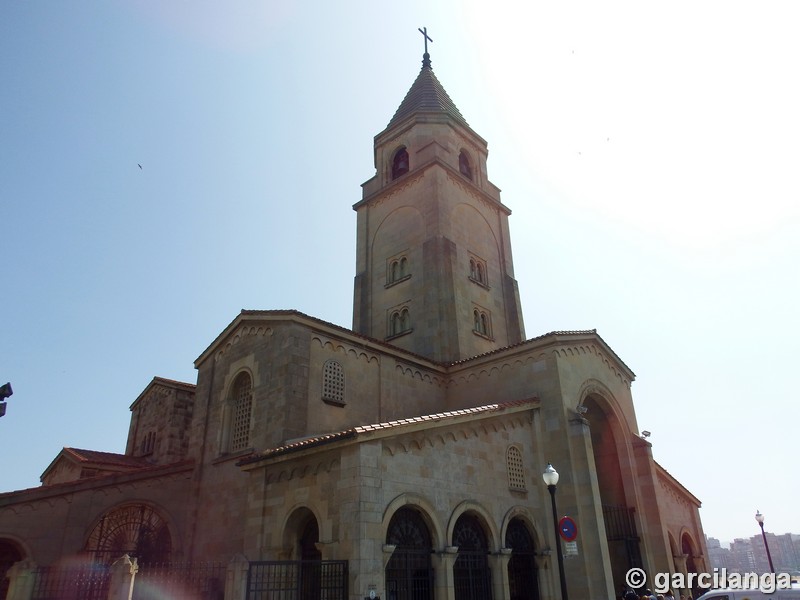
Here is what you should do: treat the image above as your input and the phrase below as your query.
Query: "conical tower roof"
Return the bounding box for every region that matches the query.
[386,53,470,130]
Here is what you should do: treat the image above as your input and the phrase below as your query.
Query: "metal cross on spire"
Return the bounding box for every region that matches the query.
[418,27,432,55]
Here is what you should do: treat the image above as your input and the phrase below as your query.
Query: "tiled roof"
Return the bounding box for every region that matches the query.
[63,448,152,469]
[239,397,537,466]
[387,53,469,130]
[150,377,196,392]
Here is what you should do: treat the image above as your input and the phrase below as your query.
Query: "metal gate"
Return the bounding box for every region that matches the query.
[385,549,434,600]
[246,560,348,600]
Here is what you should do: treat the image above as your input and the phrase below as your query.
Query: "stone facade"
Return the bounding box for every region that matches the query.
[0,51,707,600]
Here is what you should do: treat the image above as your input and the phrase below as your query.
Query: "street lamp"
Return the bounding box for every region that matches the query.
[543,463,569,600]
[755,510,775,573]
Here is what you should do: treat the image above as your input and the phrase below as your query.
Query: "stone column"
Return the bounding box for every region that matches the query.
[489,548,512,600]
[107,554,138,600]
[431,546,458,600]
[224,554,250,600]
[673,554,688,598]
[5,559,37,600]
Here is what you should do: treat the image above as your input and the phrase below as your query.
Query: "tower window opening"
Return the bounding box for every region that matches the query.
[459,150,473,180]
[392,147,409,179]
[468,255,488,286]
[388,307,412,338]
[387,255,410,285]
[473,308,492,338]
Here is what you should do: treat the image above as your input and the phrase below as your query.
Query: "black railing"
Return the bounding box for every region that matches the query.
[602,505,639,541]
[30,564,110,600]
[247,560,348,600]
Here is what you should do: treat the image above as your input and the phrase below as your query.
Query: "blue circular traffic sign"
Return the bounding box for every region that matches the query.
[558,516,578,542]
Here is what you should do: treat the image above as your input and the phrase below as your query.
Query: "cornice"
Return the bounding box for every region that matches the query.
[354,158,509,215]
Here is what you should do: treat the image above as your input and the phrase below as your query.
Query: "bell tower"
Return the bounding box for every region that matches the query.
[352,43,525,363]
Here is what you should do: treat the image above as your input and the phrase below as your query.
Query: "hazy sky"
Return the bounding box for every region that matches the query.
[2,1,798,547]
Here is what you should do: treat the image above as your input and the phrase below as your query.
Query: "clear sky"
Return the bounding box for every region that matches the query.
[2,1,798,547]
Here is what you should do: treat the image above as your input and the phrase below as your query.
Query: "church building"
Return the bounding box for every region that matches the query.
[0,44,708,600]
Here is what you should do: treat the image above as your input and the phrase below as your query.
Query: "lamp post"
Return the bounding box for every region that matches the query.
[755,510,775,573]
[543,463,569,600]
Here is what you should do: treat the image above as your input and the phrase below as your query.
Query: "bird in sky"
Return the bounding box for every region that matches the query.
[138,164,142,169]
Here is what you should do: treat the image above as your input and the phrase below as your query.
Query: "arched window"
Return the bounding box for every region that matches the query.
[507,446,526,490]
[84,504,171,565]
[400,308,410,331]
[230,372,253,452]
[389,308,411,338]
[505,520,539,600]
[391,312,402,336]
[453,514,491,600]
[386,508,434,600]
[468,255,487,286]
[459,150,473,179]
[473,309,491,338]
[322,360,345,406]
[392,147,409,179]
[388,256,410,285]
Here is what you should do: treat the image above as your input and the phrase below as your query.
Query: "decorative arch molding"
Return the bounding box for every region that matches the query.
[447,500,500,551]
[393,363,446,387]
[500,506,546,551]
[657,473,693,513]
[551,344,631,388]
[446,352,550,388]
[449,201,501,263]
[265,457,340,485]
[311,335,380,365]
[214,326,273,362]
[383,493,445,550]
[444,170,504,214]
[577,378,630,430]
[368,170,426,211]
[382,415,527,457]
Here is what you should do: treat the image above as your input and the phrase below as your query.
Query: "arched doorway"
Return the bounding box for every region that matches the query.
[385,507,434,600]
[296,512,321,600]
[682,533,699,598]
[453,513,491,600]
[0,539,24,599]
[84,503,171,565]
[505,519,539,600]
[583,394,643,591]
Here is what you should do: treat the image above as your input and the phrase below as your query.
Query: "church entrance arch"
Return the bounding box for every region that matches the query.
[385,507,434,600]
[583,392,643,592]
[505,519,539,600]
[453,513,492,600]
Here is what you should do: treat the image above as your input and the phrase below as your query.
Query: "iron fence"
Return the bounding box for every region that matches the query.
[247,560,348,600]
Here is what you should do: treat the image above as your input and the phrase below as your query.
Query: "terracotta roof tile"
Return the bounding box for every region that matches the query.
[63,448,152,469]
[239,397,537,466]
